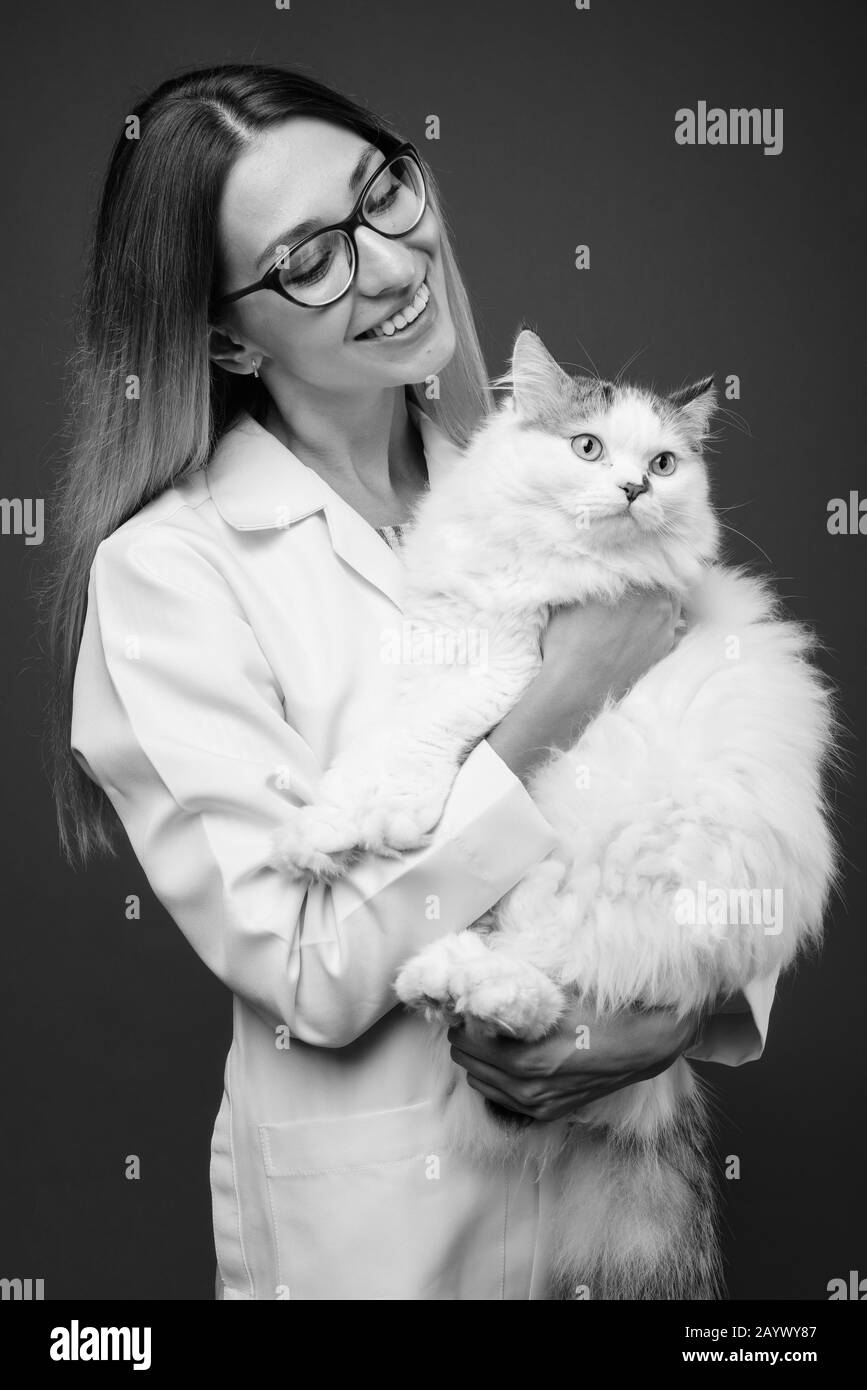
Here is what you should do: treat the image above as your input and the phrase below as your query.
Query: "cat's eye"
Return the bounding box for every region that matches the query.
[571,433,604,462]
[649,451,677,476]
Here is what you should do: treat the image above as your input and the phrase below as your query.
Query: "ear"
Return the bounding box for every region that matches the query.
[208,324,258,377]
[509,327,575,419]
[668,375,717,442]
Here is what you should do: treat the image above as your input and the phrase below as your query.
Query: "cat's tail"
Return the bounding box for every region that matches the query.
[550,1078,723,1300]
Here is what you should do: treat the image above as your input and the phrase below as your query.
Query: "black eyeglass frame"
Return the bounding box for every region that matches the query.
[215,139,427,309]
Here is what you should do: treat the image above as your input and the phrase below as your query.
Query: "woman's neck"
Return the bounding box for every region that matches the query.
[261,387,428,529]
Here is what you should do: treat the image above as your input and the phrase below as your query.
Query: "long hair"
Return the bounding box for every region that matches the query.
[42,62,494,865]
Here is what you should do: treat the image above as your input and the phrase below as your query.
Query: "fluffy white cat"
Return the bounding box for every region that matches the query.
[271,328,837,1300]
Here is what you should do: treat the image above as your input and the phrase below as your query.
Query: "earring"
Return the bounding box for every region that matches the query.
[251,357,260,379]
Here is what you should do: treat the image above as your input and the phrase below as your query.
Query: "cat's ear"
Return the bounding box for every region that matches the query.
[509,327,575,419]
[668,376,717,442]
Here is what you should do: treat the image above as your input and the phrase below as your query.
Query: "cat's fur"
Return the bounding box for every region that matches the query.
[270,329,837,1300]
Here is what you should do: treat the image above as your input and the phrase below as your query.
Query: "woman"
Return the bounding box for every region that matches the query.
[46,63,777,1300]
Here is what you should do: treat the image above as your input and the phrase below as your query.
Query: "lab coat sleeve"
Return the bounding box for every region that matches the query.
[684,967,779,1066]
[71,531,560,1048]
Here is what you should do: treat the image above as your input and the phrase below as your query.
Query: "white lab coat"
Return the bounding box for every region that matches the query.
[70,398,777,1300]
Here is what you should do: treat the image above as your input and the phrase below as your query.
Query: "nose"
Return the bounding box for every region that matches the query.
[621,476,650,504]
[354,224,417,289]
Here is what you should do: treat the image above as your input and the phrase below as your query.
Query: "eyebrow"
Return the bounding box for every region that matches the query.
[254,144,382,273]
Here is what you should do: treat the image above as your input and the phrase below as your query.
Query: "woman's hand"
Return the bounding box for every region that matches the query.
[486,591,682,785]
[541,589,683,694]
[447,998,704,1123]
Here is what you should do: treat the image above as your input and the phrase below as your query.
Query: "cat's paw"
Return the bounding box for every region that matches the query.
[355,800,437,856]
[353,774,453,855]
[269,804,363,882]
[396,934,564,1040]
[395,932,491,1023]
[457,954,565,1040]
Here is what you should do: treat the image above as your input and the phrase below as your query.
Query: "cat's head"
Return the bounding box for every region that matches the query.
[486,328,722,589]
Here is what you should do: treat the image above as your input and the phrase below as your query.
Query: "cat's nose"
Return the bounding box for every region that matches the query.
[622,477,650,504]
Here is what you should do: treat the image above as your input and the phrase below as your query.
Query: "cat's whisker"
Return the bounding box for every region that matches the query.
[718,521,774,566]
[614,344,649,384]
[559,361,603,384]
[714,406,753,438]
[568,335,603,382]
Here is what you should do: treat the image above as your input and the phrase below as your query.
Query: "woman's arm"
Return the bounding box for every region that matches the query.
[447,1002,705,1123]
[446,980,777,1123]
[487,591,683,784]
[71,527,560,1049]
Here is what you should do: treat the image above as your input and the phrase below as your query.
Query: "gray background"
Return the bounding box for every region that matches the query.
[1,0,864,1299]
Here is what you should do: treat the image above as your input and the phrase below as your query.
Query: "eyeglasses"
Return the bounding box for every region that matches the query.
[216,140,428,309]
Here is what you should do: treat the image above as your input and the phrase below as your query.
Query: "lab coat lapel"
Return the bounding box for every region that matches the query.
[205,401,465,615]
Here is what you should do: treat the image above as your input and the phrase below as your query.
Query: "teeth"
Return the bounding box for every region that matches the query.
[369,280,430,338]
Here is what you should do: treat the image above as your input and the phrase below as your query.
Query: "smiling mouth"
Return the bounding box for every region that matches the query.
[355,277,431,340]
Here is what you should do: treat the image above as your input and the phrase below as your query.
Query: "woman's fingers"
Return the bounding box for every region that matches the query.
[451,1036,659,1110]
[463,1071,533,1116]
[447,1024,546,1074]
[451,1040,589,1112]
[449,1042,522,1090]
[450,1041,557,1113]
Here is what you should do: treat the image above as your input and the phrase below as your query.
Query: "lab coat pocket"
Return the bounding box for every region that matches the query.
[258,1100,506,1300]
